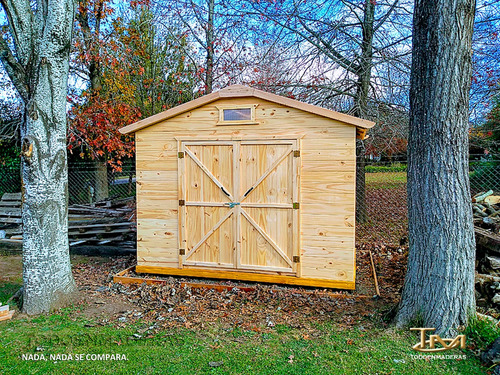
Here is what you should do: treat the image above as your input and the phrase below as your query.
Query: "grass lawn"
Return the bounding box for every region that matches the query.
[366,172,407,188]
[0,310,485,375]
[0,255,492,374]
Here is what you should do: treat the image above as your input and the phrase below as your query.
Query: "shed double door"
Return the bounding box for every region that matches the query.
[178,139,300,275]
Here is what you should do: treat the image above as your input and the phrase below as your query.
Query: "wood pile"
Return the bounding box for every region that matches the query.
[473,190,500,234]
[473,190,500,311]
[0,193,136,249]
[0,303,14,321]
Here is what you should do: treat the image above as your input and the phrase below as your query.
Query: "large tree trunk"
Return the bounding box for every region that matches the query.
[395,0,476,335]
[354,0,375,224]
[0,0,78,314]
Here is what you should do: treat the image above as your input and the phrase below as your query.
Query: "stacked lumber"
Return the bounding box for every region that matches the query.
[0,193,22,225]
[0,193,23,246]
[473,190,500,234]
[0,303,14,322]
[473,190,500,311]
[0,193,136,249]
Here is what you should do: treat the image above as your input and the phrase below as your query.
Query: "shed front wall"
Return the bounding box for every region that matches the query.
[135,97,356,287]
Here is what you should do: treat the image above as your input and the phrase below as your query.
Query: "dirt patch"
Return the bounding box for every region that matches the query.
[80,294,139,320]
[0,255,22,283]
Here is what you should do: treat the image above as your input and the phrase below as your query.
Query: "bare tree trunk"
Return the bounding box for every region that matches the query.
[0,0,77,314]
[76,2,109,201]
[395,0,476,335]
[354,0,375,224]
[94,161,109,202]
[205,0,215,93]
[356,142,368,223]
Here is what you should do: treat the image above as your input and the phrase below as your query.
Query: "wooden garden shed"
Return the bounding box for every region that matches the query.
[120,85,375,289]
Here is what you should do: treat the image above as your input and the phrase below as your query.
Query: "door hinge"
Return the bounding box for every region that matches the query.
[179,199,185,206]
[179,249,185,255]
[293,256,300,263]
[293,150,300,157]
[293,202,300,209]
[178,151,185,158]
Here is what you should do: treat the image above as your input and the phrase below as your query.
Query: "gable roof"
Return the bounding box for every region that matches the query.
[119,85,375,138]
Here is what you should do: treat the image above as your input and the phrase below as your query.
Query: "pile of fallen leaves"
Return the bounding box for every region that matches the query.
[358,243,408,301]
[71,244,409,332]
[109,281,372,331]
[357,185,408,245]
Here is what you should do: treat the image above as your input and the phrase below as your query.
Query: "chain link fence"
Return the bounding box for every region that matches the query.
[68,161,136,205]
[0,161,136,205]
[356,155,500,245]
[0,156,498,246]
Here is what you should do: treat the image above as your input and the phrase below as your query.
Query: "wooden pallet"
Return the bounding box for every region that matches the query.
[0,304,14,322]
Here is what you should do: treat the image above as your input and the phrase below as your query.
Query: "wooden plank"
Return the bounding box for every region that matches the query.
[114,268,366,298]
[240,203,293,209]
[0,238,22,244]
[137,209,178,220]
[185,210,233,260]
[1,192,21,201]
[178,140,186,268]
[241,209,293,268]
[183,261,235,268]
[185,202,227,207]
[182,140,235,146]
[288,145,295,274]
[185,147,233,201]
[0,201,22,207]
[238,264,293,273]
[293,139,301,277]
[240,146,292,203]
[241,139,296,145]
[0,207,21,214]
[233,140,241,269]
[135,265,356,290]
[0,311,14,321]
[70,240,88,246]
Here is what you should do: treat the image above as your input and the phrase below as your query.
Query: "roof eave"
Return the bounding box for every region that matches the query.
[119,85,375,135]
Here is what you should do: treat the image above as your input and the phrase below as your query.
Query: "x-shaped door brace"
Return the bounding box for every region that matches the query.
[181,141,297,269]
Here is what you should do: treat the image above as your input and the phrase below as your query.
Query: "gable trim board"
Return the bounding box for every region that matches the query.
[119,85,375,138]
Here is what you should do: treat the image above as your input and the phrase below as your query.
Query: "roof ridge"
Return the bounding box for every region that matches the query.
[119,85,375,136]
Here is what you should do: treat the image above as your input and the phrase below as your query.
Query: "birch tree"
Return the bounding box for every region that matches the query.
[396,0,476,335]
[0,0,77,314]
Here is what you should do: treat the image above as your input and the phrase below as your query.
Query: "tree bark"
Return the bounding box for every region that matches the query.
[0,0,77,314]
[354,0,375,224]
[395,0,476,335]
[94,161,109,202]
[205,0,215,93]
